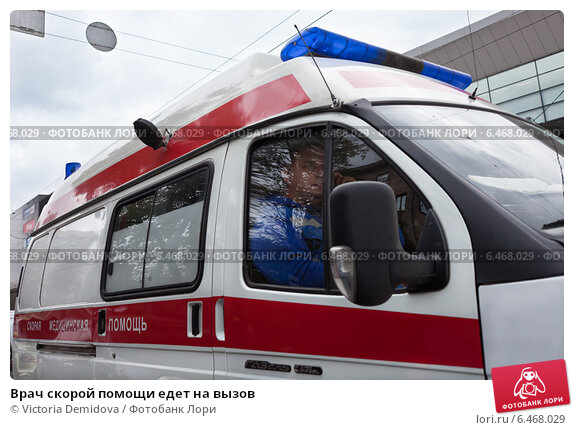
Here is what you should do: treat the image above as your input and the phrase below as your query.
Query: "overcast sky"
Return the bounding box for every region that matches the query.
[10,9,500,211]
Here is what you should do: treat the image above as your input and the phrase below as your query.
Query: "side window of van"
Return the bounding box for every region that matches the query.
[41,209,107,306]
[247,128,325,291]
[104,167,210,299]
[18,234,50,309]
[331,128,428,253]
[246,126,429,292]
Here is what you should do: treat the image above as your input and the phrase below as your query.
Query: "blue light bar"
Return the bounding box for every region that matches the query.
[281,27,472,90]
[65,162,81,179]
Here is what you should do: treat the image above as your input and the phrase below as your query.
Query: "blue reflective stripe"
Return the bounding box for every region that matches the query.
[281,27,472,90]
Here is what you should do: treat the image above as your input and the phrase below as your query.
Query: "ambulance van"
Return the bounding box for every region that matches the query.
[13,28,564,379]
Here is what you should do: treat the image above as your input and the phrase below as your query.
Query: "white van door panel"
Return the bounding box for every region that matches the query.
[215,113,483,379]
[93,144,228,379]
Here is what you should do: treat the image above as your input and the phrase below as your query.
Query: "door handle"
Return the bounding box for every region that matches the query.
[187,302,202,337]
[98,309,106,335]
[191,303,201,336]
[215,298,225,341]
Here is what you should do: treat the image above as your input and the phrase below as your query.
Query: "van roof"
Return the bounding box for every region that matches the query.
[35,53,503,231]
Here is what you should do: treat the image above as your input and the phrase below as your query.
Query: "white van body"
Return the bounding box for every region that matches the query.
[12,52,564,380]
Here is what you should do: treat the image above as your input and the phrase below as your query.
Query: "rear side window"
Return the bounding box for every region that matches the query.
[41,209,107,306]
[103,166,210,299]
[18,234,50,309]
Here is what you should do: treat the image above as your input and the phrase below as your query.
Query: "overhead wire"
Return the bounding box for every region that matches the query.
[12,10,332,212]
[14,12,236,212]
[148,9,333,117]
[64,9,303,187]
[43,31,223,71]
[46,11,238,62]
[13,10,303,212]
[266,10,332,54]
[148,9,301,118]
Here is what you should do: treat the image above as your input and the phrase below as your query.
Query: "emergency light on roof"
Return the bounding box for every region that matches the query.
[281,27,473,90]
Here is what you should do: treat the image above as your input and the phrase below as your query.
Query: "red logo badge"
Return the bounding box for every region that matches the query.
[492,360,570,413]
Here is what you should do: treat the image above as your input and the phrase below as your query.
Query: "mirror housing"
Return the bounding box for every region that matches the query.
[329,181,448,306]
[133,118,166,150]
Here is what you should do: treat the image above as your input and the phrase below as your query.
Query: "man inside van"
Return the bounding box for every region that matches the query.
[249,138,354,289]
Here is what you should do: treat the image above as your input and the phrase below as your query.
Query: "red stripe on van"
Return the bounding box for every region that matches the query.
[14,307,95,343]
[14,298,215,347]
[223,297,483,369]
[99,298,215,347]
[15,296,483,369]
[37,75,311,228]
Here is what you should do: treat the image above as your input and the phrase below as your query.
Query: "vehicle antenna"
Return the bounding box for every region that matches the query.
[293,25,342,109]
[467,11,480,100]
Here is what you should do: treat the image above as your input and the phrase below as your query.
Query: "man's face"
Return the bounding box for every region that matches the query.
[287,145,324,208]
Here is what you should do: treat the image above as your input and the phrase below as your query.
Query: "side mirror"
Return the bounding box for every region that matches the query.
[133,118,166,150]
[328,181,448,306]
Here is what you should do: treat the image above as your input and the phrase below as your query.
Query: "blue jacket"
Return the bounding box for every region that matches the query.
[249,196,324,288]
[249,195,405,289]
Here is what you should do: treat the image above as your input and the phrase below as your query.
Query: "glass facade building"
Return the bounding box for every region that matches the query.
[474,51,563,127]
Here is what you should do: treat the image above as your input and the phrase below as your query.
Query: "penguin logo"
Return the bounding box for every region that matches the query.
[513,367,546,400]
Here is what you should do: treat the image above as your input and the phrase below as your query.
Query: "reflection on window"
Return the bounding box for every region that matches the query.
[331,128,427,253]
[19,235,50,309]
[375,105,564,232]
[420,200,429,215]
[145,174,207,288]
[247,127,430,292]
[248,128,325,289]
[106,168,209,295]
[107,195,153,292]
[396,194,407,212]
[377,173,389,183]
[42,209,106,305]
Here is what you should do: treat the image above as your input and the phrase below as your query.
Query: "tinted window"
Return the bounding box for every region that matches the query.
[331,129,427,252]
[375,105,564,234]
[41,209,106,306]
[19,234,50,309]
[246,126,428,292]
[248,128,325,290]
[144,174,207,288]
[105,167,209,297]
[107,195,154,292]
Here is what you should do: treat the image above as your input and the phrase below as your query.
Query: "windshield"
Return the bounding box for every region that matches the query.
[375,105,564,235]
